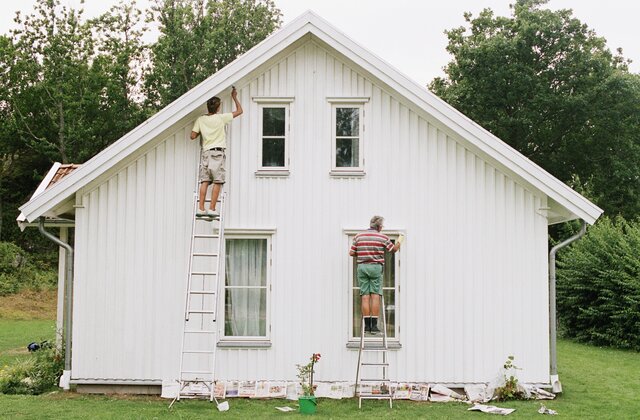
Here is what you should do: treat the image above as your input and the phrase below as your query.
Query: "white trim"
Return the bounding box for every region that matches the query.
[258,104,290,171]
[19,10,603,225]
[252,96,295,103]
[16,162,61,225]
[220,232,273,343]
[331,103,365,171]
[326,97,369,103]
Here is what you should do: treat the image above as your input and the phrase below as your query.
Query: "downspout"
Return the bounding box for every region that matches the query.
[549,219,586,393]
[39,217,73,390]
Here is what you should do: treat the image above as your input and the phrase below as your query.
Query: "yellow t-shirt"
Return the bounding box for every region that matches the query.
[192,113,234,150]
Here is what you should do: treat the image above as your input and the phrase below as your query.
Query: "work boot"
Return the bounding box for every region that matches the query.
[369,317,381,334]
[364,317,371,333]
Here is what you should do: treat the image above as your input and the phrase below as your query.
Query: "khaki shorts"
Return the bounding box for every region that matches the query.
[199,149,226,184]
[357,264,383,295]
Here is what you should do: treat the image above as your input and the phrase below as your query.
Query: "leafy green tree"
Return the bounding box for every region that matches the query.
[89,0,150,151]
[145,0,282,108]
[430,0,640,218]
[9,0,98,163]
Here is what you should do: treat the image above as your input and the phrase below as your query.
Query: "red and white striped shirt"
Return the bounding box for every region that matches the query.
[351,229,394,264]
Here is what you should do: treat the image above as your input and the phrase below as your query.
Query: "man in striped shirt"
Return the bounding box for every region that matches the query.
[349,215,401,334]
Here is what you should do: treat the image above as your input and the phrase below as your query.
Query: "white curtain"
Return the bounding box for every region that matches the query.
[225,239,267,336]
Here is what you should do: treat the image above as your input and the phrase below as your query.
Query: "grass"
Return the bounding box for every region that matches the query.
[1,299,639,418]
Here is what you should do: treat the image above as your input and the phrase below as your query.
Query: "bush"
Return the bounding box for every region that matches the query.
[0,345,64,395]
[0,241,57,296]
[557,216,640,351]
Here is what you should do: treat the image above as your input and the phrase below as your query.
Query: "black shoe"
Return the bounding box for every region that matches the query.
[364,317,371,333]
[370,324,381,334]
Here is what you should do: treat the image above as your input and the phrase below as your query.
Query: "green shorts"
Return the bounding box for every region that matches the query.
[357,264,383,295]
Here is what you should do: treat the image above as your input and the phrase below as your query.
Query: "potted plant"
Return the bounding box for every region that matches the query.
[296,353,321,414]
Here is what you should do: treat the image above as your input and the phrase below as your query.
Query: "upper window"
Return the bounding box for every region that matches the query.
[333,105,364,170]
[223,236,270,340]
[349,235,399,340]
[259,105,289,171]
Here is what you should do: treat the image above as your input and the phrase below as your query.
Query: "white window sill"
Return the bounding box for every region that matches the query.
[255,169,290,177]
[346,341,402,350]
[218,340,272,349]
[329,170,366,178]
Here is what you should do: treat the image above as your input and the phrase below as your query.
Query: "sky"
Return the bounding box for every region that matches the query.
[1,0,638,86]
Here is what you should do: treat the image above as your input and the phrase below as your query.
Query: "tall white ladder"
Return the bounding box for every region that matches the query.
[355,294,393,408]
[173,191,226,405]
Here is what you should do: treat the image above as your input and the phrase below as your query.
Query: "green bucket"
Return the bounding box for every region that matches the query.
[299,395,317,414]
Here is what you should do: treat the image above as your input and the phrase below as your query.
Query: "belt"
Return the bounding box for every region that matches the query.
[207,147,225,152]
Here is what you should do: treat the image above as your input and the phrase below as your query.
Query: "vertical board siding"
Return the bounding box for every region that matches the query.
[73,39,550,384]
[72,131,198,380]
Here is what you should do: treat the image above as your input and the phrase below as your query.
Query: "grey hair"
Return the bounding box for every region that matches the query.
[370,215,384,230]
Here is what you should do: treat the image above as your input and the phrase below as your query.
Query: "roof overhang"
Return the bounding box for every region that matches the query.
[18,10,603,225]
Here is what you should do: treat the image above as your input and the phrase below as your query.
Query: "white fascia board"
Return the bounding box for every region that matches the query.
[306,14,603,224]
[16,162,61,229]
[20,10,603,225]
[19,18,313,223]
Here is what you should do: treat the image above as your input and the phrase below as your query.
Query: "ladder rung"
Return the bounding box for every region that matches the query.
[183,350,214,354]
[196,198,222,203]
[190,271,218,275]
[361,362,389,366]
[194,234,220,238]
[184,330,216,334]
[193,252,218,257]
[359,395,392,399]
[189,291,216,295]
[362,348,388,352]
[188,310,215,314]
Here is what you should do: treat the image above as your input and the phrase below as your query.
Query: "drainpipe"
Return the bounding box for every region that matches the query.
[549,219,586,393]
[39,218,73,390]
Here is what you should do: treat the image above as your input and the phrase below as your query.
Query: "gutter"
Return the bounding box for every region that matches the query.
[39,218,74,390]
[548,219,587,393]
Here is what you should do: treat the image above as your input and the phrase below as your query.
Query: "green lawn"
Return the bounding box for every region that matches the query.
[1,319,639,419]
[0,319,56,366]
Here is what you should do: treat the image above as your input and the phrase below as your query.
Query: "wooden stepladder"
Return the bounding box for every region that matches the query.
[172,191,226,406]
[355,294,393,408]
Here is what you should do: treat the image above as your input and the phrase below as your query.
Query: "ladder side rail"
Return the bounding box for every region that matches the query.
[209,191,226,402]
[183,193,199,321]
[177,193,200,401]
[355,315,365,396]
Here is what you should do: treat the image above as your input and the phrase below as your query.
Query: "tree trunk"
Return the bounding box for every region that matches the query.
[58,102,68,164]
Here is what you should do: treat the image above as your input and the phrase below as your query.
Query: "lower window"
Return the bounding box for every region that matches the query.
[350,236,398,339]
[224,237,269,338]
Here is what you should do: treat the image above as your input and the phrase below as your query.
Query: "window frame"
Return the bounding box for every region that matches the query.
[253,97,294,177]
[219,230,274,346]
[331,104,364,172]
[344,229,402,346]
[329,98,368,175]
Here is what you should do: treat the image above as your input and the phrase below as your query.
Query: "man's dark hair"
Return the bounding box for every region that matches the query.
[207,96,221,114]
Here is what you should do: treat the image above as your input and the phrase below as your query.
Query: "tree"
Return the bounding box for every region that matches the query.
[145,0,282,109]
[430,0,640,218]
[89,0,150,150]
[9,0,98,164]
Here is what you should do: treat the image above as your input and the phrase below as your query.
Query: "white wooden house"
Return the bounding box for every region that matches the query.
[19,11,602,394]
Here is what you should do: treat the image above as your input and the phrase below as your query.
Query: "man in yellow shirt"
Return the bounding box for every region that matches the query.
[190,87,243,218]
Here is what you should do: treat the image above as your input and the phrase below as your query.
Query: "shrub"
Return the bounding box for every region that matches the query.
[557,216,640,351]
[0,344,64,395]
[0,241,57,296]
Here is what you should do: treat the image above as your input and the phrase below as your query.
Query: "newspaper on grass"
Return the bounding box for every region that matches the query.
[409,384,430,401]
[430,384,465,402]
[275,406,296,412]
[538,404,558,415]
[468,404,515,415]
